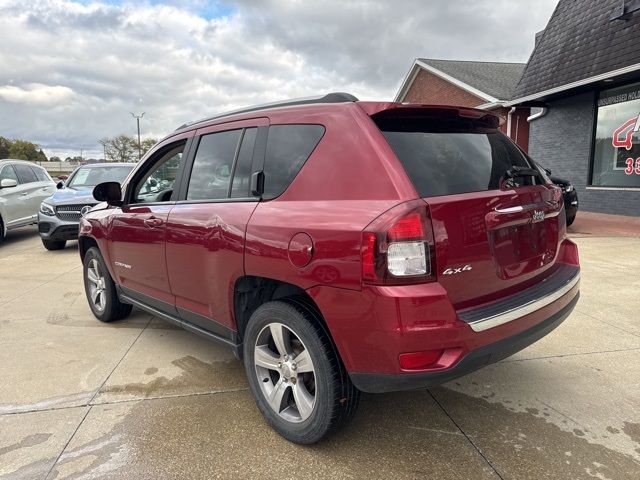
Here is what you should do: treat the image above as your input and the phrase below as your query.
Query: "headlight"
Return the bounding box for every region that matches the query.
[565,185,574,192]
[40,202,56,216]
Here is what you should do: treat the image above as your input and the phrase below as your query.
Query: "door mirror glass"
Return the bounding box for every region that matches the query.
[93,181,122,206]
[57,181,64,189]
[0,178,18,188]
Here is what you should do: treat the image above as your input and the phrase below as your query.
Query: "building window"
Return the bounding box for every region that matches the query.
[592,82,640,187]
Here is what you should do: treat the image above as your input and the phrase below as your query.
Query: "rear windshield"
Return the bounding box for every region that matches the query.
[376,117,533,197]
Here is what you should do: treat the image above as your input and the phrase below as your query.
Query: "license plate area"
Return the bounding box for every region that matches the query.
[488,221,557,280]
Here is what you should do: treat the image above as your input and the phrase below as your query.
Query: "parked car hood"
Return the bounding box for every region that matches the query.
[46,187,97,206]
[549,175,570,187]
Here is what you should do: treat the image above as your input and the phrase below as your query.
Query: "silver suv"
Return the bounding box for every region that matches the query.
[38,163,134,250]
[0,159,56,242]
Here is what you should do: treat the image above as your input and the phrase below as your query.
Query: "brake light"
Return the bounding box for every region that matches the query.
[361,200,436,285]
[388,212,424,240]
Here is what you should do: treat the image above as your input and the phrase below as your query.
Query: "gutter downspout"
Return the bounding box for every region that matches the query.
[506,107,516,138]
[527,107,548,122]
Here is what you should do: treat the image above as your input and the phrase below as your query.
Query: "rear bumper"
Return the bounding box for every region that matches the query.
[350,292,578,393]
[309,239,581,393]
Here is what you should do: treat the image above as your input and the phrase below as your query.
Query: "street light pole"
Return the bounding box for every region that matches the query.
[130,112,145,161]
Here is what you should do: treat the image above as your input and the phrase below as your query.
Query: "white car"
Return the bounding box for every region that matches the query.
[0,159,56,242]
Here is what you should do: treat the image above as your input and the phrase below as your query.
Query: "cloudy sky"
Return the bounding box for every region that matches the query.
[0,0,558,159]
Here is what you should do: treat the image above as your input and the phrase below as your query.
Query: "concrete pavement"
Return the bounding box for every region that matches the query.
[1,227,639,479]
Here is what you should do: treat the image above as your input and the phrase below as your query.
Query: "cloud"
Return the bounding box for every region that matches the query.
[0,83,75,106]
[0,0,558,158]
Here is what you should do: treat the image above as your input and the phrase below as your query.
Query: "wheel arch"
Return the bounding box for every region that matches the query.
[233,276,338,355]
[78,235,99,261]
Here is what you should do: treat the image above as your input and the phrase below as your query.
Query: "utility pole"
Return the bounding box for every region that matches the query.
[131,112,145,161]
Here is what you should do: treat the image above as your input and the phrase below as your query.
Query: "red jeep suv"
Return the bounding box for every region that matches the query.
[79,93,580,444]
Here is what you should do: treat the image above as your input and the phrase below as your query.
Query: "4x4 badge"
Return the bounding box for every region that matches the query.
[442,264,472,275]
[532,210,545,222]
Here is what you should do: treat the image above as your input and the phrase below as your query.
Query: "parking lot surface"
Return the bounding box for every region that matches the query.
[1,227,639,479]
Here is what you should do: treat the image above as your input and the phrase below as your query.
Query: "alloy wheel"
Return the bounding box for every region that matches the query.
[86,258,106,312]
[254,322,317,423]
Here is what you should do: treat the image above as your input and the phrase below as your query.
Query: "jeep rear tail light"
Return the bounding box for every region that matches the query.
[361,200,436,285]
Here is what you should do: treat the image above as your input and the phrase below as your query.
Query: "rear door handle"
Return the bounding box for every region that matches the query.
[143,216,164,228]
[21,192,29,196]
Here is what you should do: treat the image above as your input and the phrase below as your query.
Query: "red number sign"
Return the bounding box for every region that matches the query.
[624,158,640,175]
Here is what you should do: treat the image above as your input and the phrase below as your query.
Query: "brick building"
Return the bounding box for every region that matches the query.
[395,59,531,152]
[509,0,640,217]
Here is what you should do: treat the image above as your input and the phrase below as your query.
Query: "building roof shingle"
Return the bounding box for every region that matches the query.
[418,59,526,101]
[513,0,640,99]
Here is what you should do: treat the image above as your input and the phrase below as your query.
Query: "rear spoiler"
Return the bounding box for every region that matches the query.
[357,102,504,129]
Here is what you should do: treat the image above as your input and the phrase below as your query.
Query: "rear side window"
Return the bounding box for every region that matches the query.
[13,164,38,184]
[230,128,257,198]
[32,167,51,182]
[263,125,324,199]
[377,117,533,197]
[187,129,242,200]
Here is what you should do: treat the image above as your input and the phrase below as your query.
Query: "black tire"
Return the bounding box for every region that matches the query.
[566,213,576,227]
[0,216,5,243]
[83,247,132,322]
[42,238,66,250]
[243,299,360,444]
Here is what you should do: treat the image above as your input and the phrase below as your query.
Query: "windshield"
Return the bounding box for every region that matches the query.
[67,165,133,188]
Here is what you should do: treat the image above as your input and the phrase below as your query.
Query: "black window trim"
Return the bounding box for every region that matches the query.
[226,128,246,198]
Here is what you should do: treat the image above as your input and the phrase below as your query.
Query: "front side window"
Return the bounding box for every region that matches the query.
[187,129,242,200]
[68,166,133,188]
[133,144,185,203]
[376,116,533,197]
[13,164,38,184]
[592,82,640,187]
[0,165,19,183]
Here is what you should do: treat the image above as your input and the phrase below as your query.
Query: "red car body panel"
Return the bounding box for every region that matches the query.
[108,203,175,305]
[78,100,580,393]
[166,201,258,329]
[308,238,579,374]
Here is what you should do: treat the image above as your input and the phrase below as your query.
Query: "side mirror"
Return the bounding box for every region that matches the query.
[93,181,123,206]
[0,178,18,189]
[56,181,64,189]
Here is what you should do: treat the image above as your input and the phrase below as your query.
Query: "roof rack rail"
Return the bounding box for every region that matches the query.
[176,92,358,130]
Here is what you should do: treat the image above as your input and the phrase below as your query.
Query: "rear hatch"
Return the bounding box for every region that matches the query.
[372,106,564,310]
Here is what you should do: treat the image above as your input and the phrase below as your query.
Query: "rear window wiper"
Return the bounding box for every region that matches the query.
[504,166,543,179]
